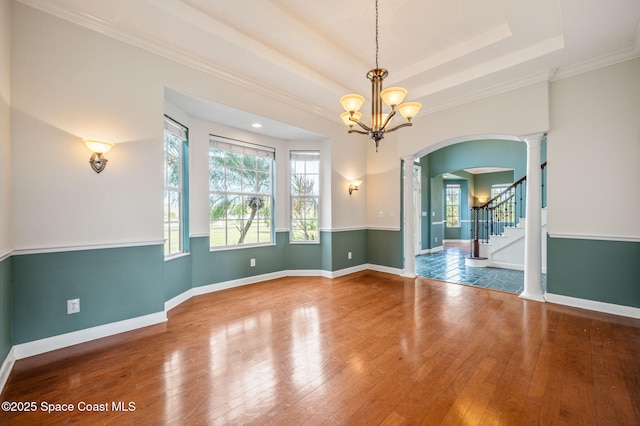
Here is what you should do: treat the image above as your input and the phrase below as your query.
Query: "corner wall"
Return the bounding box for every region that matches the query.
[7,2,368,350]
[547,58,640,309]
[0,0,12,371]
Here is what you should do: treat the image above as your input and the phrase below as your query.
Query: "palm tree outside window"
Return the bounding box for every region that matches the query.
[290,151,320,242]
[208,138,274,248]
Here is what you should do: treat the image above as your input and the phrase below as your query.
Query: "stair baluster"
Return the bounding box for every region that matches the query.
[470,162,547,258]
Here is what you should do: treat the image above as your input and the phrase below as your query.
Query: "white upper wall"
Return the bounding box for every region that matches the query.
[365,133,402,230]
[548,58,640,240]
[0,0,11,256]
[9,2,639,250]
[9,2,366,250]
[398,81,549,158]
[364,81,549,230]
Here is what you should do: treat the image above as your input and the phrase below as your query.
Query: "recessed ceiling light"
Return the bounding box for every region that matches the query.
[251,123,262,128]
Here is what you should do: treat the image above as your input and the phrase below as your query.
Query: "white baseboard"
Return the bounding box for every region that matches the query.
[165,289,195,312]
[166,265,392,313]
[193,271,287,296]
[486,261,547,274]
[326,265,369,278]
[12,311,168,360]
[545,293,640,319]
[490,261,525,271]
[366,263,403,276]
[417,246,444,255]
[4,266,638,398]
[0,347,16,393]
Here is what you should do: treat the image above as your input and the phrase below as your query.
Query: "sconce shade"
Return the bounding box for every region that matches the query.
[84,140,114,154]
[84,139,113,173]
[340,94,365,113]
[380,87,407,107]
[349,179,362,195]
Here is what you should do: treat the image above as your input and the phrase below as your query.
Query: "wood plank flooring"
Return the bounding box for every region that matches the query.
[1,271,639,425]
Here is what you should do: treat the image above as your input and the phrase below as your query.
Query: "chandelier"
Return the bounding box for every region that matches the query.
[339,0,422,151]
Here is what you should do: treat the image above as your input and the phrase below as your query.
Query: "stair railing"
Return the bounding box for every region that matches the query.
[470,162,547,258]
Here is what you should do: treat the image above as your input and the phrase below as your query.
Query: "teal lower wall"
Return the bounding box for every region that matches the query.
[0,257,11,362]
[547,236,640,308]
[287,233,324,271]
[191,234,287,287]
[6,228,400,347]
[366,229,403,269]
[6,232,640,351]
[191,230,369,287]
[331,230,367,271]
[164,254,192,302]
[12,245,164,344]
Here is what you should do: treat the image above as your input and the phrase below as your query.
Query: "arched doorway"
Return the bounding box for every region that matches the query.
[401,134,546,301]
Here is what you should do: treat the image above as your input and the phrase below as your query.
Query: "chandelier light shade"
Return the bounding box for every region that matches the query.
[339,0,422,151]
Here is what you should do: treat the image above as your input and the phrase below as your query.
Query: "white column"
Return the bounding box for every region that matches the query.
[520,134,545,302]
[402,156,416,278]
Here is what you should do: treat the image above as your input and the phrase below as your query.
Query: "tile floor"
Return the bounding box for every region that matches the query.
[415,242,547,295]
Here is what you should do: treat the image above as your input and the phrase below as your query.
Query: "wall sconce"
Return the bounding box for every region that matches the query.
[349,179,362,195]
[84,139,114,173]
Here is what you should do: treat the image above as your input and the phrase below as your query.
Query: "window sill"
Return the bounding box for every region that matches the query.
[209,242,276,252]
[164,252,191,262]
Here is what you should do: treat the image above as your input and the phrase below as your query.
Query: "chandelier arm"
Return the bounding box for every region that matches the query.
[349,116,372,132]
[380,109,397,131]
[384,122,413,133]
[348,129,370,135]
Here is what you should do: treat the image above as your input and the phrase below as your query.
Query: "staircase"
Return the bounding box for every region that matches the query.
[475,208,547,272]
[467,162,547,271]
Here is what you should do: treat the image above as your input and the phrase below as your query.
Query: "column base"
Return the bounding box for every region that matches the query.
[519,292,546,302]
[465,257,488,267]
[401,272,417,279]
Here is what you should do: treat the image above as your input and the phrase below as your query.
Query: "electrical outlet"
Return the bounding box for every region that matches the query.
[250,258,256,267]
[348,252,352,260]
[67,298,80,314]
[435,237,438,243]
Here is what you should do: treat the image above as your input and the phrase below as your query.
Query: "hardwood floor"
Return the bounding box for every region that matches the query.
[1,271,639,425]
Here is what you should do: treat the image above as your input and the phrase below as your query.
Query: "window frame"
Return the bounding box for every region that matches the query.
[208,136,275,250]
[289,150,320,244]
[445,183,461,228]
[163,115,189,258]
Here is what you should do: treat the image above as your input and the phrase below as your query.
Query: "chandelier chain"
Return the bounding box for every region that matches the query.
[375,0,379,69]
[339,0,421,151]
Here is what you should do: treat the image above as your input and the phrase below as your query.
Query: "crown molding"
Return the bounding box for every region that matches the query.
[550,47,640,82]
[422,70,550,116]
[421,45,640,118]
[18,0,640,127]
[17,0,337,122]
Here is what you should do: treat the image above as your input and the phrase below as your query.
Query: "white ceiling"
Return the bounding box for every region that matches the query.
[20,0,640,139]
